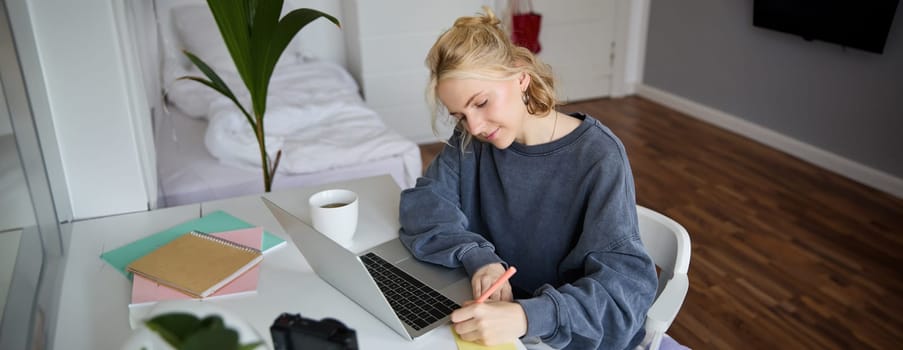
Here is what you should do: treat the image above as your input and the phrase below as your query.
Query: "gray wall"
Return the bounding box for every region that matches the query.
[644,0,903,179]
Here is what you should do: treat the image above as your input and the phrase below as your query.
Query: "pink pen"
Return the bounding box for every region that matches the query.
[475,266,517,303]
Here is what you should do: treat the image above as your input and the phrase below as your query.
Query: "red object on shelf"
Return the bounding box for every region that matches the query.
[510,0,542,53]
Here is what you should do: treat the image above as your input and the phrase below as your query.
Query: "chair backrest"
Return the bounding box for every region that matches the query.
[636,205,691,350]
[636,205,691,296]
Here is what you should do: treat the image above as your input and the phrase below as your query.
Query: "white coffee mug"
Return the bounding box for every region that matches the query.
[308,189,358,246]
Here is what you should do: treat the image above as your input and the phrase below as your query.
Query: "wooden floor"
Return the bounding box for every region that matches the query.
[418,96,903,349]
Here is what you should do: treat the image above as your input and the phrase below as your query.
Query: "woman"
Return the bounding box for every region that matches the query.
[399,7,658,350]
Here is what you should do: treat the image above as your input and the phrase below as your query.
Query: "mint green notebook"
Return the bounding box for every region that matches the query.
[100,210,285,278]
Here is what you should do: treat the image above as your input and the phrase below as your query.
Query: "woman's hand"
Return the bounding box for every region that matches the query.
[472,263,513,301]
[451,301,527,345]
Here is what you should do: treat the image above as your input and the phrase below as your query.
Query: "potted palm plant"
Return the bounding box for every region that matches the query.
[143,313,262,350]
[181,0,339,192]
[122,300,267,349]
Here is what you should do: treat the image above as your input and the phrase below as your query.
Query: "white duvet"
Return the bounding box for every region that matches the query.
[165,58,420,186]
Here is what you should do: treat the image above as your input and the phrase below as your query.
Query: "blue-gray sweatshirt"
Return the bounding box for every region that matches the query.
[399,113,658,350]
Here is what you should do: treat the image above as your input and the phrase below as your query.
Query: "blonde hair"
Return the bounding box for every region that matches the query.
[425,6,557,147]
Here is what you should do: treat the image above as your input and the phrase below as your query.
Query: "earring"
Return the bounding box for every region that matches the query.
[522,91,529,105]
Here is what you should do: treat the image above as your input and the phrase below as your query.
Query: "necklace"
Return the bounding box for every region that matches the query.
[550,112,559,142]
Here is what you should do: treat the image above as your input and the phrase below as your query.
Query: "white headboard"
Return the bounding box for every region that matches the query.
[154,0,346,83]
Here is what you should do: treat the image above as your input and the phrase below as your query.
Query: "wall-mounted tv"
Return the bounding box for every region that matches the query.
[753,0,899,54]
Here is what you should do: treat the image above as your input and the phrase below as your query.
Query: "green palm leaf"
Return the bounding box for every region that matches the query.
[205,0,254,87]
[250,7,339,117]
[181,0,339,192]
[180,51,255,128]
[247,0,283,117]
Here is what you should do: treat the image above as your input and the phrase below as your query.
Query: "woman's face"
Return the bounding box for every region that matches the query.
[437,74,530,149]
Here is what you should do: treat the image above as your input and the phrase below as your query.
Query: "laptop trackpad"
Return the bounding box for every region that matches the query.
[371,238,469,290]
[370,239,412,264]
[396,258,468,291]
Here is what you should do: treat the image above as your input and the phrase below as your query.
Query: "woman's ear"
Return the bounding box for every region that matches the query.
[519,71,532,91]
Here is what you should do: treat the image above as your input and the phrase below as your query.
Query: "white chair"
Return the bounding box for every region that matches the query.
[636,206,692,350]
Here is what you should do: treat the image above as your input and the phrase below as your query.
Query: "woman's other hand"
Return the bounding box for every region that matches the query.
[472,263,513,301]
[451,301,527,345]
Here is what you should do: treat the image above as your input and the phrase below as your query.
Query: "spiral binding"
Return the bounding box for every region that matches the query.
[189,230,261,254]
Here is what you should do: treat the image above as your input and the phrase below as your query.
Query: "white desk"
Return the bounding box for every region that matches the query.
[52,175,525,349]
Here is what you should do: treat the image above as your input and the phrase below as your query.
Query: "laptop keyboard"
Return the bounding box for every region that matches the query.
[360,252,460,330]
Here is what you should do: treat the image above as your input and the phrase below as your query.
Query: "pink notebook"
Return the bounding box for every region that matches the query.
[130,228,263,304]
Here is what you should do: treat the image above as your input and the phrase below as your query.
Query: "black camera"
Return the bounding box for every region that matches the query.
[270,313,358,350]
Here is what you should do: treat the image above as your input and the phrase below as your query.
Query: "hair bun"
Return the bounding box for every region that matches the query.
[481,7,502,25]
[454,6,501,27]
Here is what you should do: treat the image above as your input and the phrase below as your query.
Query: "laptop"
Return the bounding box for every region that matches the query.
[261,197,472,340]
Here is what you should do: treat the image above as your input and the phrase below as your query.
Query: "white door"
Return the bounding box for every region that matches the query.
[531,0,617,102]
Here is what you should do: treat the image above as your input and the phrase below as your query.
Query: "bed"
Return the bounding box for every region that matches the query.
[153,0,421,207]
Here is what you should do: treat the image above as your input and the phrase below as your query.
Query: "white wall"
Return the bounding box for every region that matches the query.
[15,0,151,219]
[287,0,347,66]
[6,0,72,223]
[115,0,158,210]
[343,0,484,144]
[643,0,903,197]
[620,0,649,94]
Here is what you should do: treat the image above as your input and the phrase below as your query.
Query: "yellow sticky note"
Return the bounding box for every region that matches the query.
[452,328,517,350]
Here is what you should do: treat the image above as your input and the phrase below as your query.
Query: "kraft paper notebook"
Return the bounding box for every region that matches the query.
[101,210,285,277]
[127,231,263,298]
[130,227,263,305]
[127,228,263,328]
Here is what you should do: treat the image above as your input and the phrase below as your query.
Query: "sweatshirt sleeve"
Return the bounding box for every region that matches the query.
[516,152,659,350]
[398,139,505,276]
